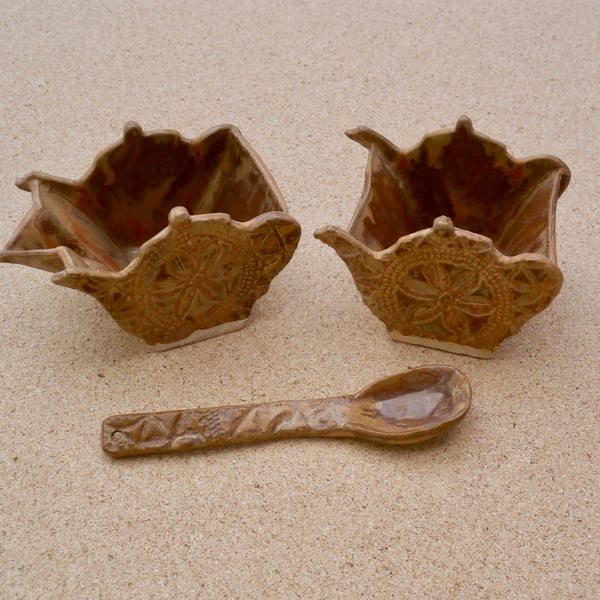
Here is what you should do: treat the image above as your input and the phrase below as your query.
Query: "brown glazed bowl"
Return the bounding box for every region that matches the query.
[315,117,570,358]
[1,123,301,348]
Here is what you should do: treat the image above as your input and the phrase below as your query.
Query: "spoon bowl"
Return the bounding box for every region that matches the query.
[347,366,471,444]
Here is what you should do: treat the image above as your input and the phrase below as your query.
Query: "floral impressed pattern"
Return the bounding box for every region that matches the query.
[317,216,563,355]
[147,236,239,317]
[55,210,300,345]
[399,263,494,336]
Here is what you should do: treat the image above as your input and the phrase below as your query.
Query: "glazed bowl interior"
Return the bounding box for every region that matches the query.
[29,126,283,270]
[349,127,567,258]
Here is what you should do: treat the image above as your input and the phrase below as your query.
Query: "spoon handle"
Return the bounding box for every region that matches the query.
[102,397,350,457]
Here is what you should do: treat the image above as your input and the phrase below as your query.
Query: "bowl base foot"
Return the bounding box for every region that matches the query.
[388,331,494,359]
[144,318,249,352]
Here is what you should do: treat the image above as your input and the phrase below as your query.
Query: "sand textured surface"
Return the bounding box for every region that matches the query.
[1,1,598,598]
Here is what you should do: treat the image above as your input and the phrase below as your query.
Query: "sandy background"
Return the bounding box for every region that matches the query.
[1,1,598,598]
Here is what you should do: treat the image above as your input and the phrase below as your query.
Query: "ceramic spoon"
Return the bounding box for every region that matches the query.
[102,366,471,458]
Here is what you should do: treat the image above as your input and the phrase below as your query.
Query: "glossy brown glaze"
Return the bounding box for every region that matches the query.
[315,117,569,357]
[0,123,301,346]
[102,366,471,457]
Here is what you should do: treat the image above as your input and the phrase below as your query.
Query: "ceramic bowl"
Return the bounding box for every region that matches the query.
[1,123,301,348]
[315,117,570,358]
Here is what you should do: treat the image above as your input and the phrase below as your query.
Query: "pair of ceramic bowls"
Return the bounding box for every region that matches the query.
[1,118,569,357]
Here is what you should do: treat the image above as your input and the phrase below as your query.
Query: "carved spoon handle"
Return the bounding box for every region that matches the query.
[102,397,350,458]
[103,367,471,458]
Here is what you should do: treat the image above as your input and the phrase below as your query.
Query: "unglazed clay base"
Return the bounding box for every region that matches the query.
[144,319,249,351]
[388,331,494,359]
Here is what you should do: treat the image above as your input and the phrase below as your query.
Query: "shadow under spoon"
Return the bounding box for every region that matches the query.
[102,366,471,458]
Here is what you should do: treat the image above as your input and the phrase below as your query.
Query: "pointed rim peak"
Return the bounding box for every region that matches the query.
[456,115,474,132]
[123,121,143,140]
[432,216,455,233]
